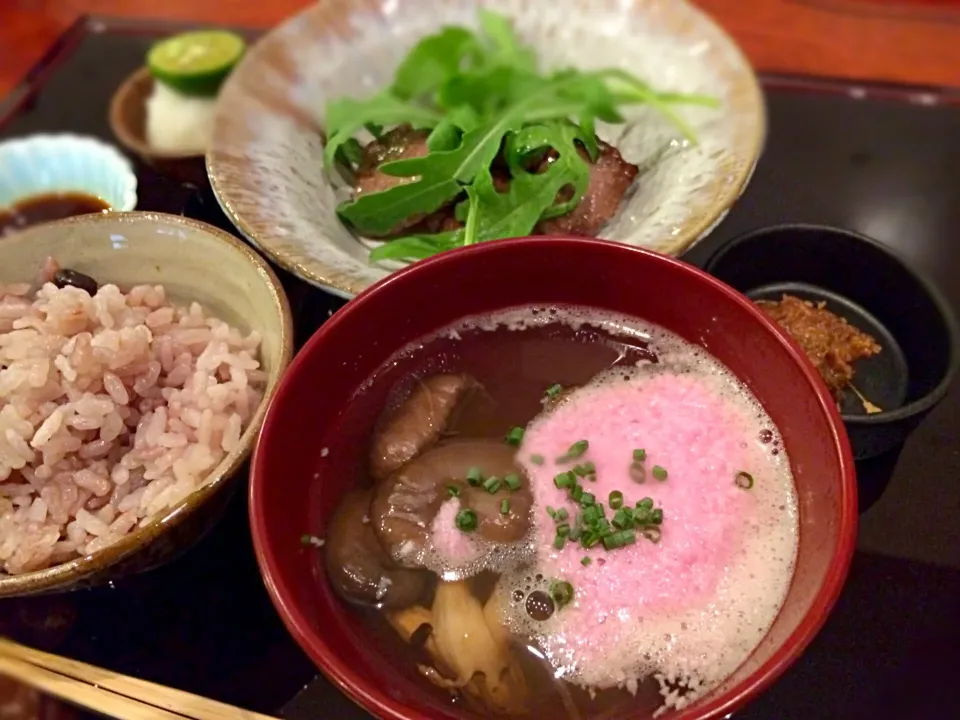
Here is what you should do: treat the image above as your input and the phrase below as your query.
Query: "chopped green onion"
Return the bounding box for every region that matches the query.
[466,466,483,486]
[612,508,632,529]
[556,508,568,521]
[568,526,582,541]
[554,471,575,489]
[500,498,510,514]
[609,491,624,509]
[545,383,563,399]
[652,465,668,481]
[571,484,584,501]
[530,454,545,466]
[506,426,525,446]
[602,529,637,550]
[651,508,664,525]
[549,580,574,608]
[581,556,592,567]
[557,523,571,537]
[634,507,651,525]
[455,508,478,532]
[557,440,589,462]
[504,473,522,491]
[735,471,754,489]
[637,497,654,511]
[582,533,601,549]
[553,534,566,550]
[629,462,646,483]
[579,492,595,506]
[483,476,502,493]
[582,505,602,524]
[447,484,460,497]
[546,506,557,519]
[643,526,662,544]
[633,448,646,462]
[573,464,590,477]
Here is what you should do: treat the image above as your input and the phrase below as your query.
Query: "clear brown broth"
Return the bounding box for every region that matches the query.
[315,317,676,719]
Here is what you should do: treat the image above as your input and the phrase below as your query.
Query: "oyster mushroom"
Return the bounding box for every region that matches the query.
[387,581,529,715]
[324,490,430,608]
[370,374,478,481]
[371,440,532,567]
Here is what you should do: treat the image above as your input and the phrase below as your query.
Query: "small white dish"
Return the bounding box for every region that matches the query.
[0,133,138,212]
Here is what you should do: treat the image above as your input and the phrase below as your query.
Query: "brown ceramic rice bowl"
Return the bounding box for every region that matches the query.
[0,212,293,597]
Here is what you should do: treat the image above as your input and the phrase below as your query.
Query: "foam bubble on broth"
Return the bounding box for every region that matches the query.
[371,305,798,713]
[407,508,533,582]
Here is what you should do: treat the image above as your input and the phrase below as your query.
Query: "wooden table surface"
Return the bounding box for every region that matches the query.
[2,0,960,98]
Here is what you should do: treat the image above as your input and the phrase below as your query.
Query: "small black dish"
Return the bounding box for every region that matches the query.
[703,224,959,461]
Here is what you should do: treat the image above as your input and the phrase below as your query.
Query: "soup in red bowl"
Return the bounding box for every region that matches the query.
[250,237,857,720]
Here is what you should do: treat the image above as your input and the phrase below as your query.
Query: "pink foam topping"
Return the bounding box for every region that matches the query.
[431,497,483,567]
[521,372,769,660]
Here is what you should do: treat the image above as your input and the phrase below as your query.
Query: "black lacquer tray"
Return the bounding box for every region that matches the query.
[1,16,958,720]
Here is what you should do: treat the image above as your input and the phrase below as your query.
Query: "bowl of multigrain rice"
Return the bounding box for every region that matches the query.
[0,212,293,597]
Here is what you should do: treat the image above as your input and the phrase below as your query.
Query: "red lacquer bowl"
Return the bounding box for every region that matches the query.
[250,237,858,720]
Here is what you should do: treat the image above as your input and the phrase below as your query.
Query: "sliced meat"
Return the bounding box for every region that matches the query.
[370,374,478,481]
[324,489,431,608]
[371,440,533,567]
[409,205,465,235]
[355,125,430,197]
[354,125,432,236]
[535,140,638,237]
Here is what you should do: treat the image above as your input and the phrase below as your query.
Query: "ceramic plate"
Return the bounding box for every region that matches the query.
[208,0,765,298]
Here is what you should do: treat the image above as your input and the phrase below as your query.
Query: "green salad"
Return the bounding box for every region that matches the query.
[323,10,717,263]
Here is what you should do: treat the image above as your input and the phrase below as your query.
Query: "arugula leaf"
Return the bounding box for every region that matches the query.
[391,27,482,100]
[599,69,705,143]
[323,10,721,259]
[426,106,483,153]
[461,187,482,246]
[368,232,461,263]
[369,122,589,262]
[502,120,593,173]
[339,74,614,236]
[322,93,442,169]
[338,112,528,236]
[339,138,364,167]
[577,114,599,160]
[477,9,537,72]
[437,66,542,118]
[473,122,590,229]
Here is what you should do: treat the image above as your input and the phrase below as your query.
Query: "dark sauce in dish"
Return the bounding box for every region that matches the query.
[0,193,110,236]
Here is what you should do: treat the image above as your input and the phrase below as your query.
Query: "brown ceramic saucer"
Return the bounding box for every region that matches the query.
[108,66,209,189]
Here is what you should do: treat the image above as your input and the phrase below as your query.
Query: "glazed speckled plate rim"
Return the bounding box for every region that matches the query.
[0,211,295,598]
[207,0,767,299]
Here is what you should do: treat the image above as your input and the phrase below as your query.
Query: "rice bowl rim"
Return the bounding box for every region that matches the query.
[0,211,295,597]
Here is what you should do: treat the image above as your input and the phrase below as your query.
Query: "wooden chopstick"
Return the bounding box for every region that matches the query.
[0,655,183,720]
[0,637,282,720]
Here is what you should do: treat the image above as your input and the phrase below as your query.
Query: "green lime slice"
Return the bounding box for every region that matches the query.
[147,30,246,97]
